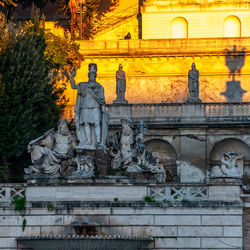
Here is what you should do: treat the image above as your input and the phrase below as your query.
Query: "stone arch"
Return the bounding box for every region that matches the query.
[223,16,241,37]
[171,17,188,38]
[144,139,177,181]
[209,138,250,174]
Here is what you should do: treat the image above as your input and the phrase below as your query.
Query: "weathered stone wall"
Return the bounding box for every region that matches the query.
[63,38,250,106]
[243,207,250,249]
[0,183,244,250]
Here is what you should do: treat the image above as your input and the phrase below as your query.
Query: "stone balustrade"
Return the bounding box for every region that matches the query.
[64,102,250,125]
[0,184,26,203]
[148,184,208,202]
[7,180,238,203]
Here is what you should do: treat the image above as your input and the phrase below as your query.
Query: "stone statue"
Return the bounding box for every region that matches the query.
[187,63,201,103]
[120,118,134,165]
[113,64,128,104]
[70,63,109,148]
[25,119,75,176]
[210,152,243,178]
[108,118,166,183]
[71,154,95,178]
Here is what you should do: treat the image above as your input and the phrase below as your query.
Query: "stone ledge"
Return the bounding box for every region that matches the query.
[27,200,244,209]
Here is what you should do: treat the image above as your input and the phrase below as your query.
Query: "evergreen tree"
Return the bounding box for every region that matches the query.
[0,31,62,182]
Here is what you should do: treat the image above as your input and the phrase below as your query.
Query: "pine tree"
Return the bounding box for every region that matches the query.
[0,32,62,182]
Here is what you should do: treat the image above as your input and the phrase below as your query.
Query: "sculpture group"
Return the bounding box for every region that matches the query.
[25,63,165,183]
[25,62,244,182]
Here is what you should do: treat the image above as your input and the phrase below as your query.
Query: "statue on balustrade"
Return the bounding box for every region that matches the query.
[187,63,201,103]
[113,64,128,104]
[108,118,166,183]
[25,119,75,176]
[70,63,109,149]
[210,152,243,178]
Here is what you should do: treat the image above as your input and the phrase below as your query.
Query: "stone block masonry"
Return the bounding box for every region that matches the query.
[0,182,244,250]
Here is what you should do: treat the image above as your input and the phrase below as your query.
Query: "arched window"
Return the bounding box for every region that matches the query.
[224,16,241,37]
[171,17,188,38]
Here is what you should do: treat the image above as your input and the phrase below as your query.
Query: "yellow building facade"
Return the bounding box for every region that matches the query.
[57,0,250,113]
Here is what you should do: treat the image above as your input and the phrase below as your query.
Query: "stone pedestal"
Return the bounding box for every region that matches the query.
[72,147,109,178]
[186,97,201,104]
[113,98,128,104]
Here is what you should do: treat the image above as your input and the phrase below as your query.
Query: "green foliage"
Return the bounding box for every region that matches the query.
[47,202,55,212]
[107,168,119,176]
[144,196,156,203]
[0,12,82,181]
[12,196,26,216]
[22,218,27,232]
[116,178,120,183]
[113,197,118,202]
[181,199,188,203]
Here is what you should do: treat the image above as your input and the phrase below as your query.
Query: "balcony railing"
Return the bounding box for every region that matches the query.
[64,102,250,125]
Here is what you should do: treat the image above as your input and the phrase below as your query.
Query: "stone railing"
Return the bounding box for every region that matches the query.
[0,184,26,203]
[64,102,250,125]
[147,184,208,202]
[205,103,250,120]
[131,103,182,120]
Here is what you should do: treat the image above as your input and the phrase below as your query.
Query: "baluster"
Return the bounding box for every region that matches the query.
[222,104,226,117]
[149,105,153,117]
[235,104,239,118]
[209,104,212,117]
[141,105,144,118]
[170,105,174,118]
[206,104,210,118]
[159,105,162,117]
[218,104,221,117]
[154,105,159,118]
[213,104,217,117]
[229,103,233,117]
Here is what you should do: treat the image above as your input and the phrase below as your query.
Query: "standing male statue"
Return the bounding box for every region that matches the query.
[70,63,109,148]
[187,63,201,103]
[113,64,128,104]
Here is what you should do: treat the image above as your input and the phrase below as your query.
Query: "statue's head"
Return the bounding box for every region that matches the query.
[121,118,133,131]
[191,62,196,70]
[88,67,97,83]
[119,64,123,70]
[57,118,69,135]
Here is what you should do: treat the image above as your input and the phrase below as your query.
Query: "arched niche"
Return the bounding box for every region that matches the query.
[145,139,177,181]
[223,16,241,37]
[171,17,188,38]
[209,138,250,174]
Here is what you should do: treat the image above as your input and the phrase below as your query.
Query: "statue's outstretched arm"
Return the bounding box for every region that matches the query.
[70,68,77,89]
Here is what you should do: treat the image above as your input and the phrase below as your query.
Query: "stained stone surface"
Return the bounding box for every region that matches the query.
[221,81,246,102]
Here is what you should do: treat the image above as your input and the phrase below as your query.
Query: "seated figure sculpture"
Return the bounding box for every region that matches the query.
[210,152,243,178]
[108,118,166,183]
[25,119,75,176]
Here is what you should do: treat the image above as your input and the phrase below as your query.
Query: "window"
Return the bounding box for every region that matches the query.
[224,16,241,37]
[171,17,188,38]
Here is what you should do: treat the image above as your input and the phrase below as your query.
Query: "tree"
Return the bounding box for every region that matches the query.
[0,14,82,182]
[63,0,119,39]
